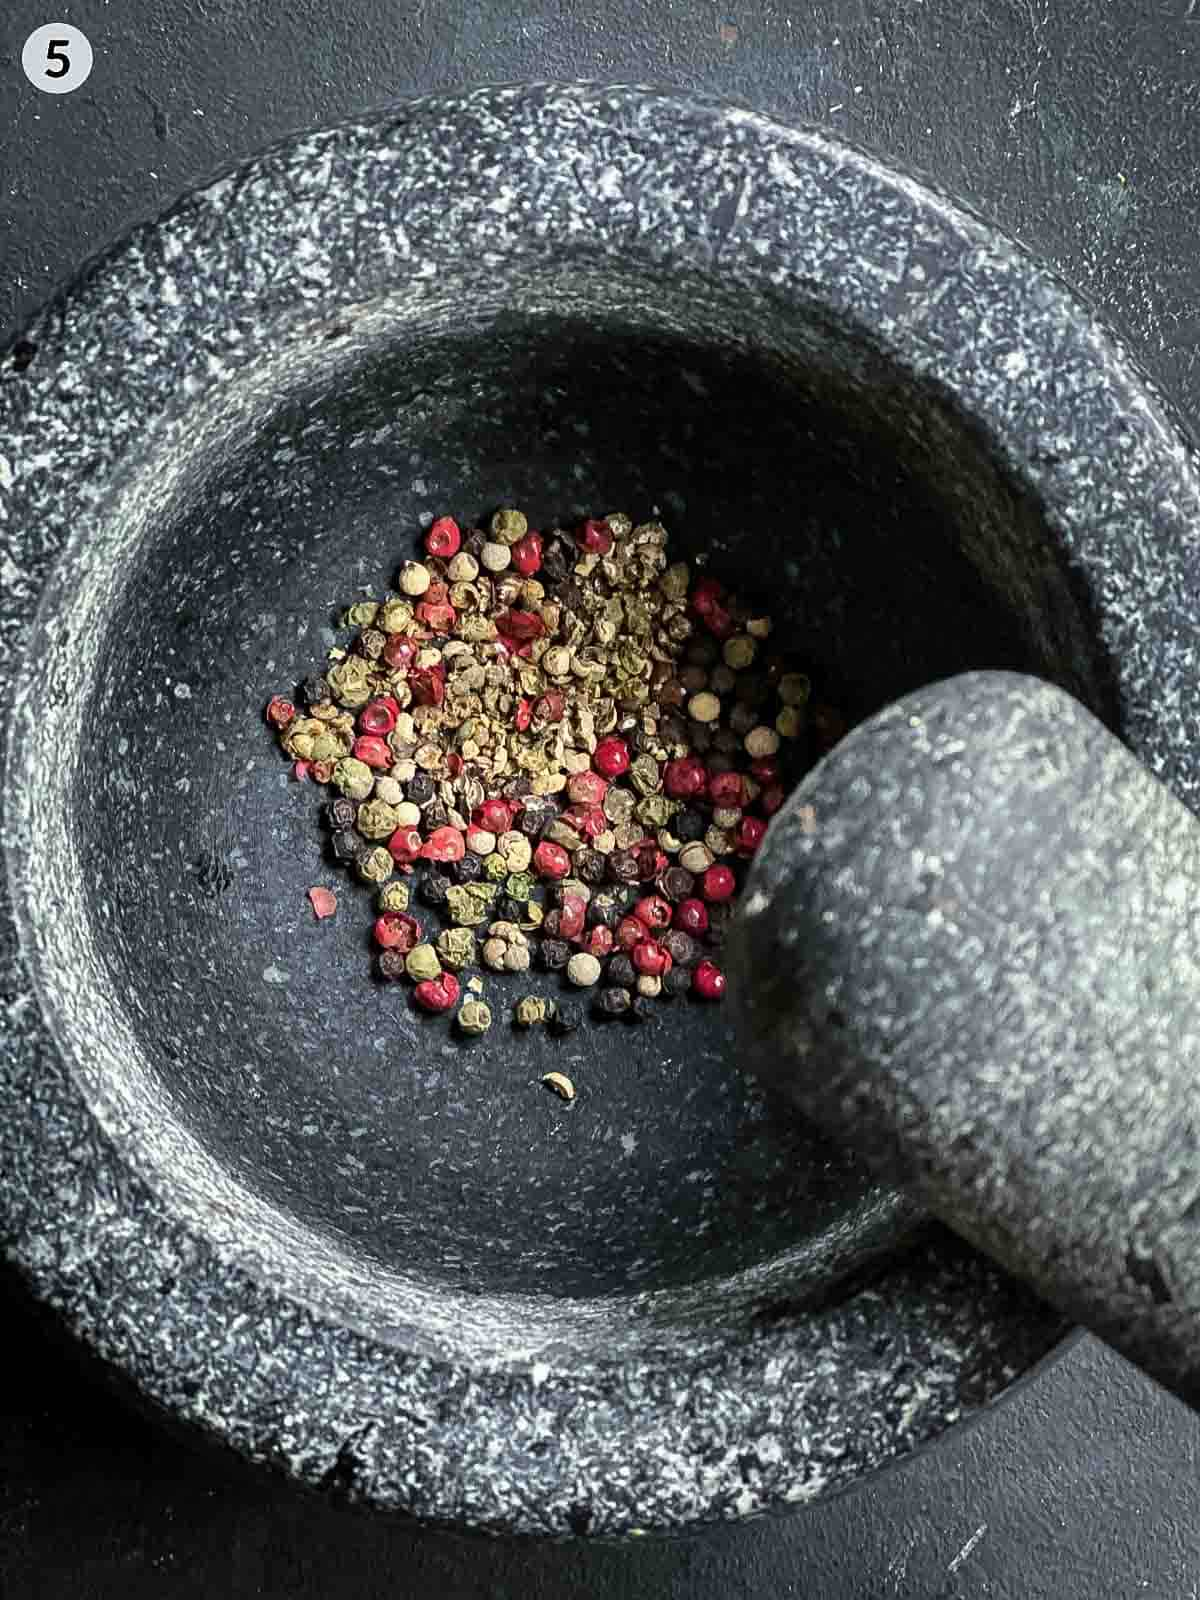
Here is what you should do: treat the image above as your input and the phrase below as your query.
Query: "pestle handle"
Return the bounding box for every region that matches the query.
[732,670,1200,1406]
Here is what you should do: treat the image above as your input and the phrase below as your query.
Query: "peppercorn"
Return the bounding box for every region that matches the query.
[662,966,692,1001]
[378,881,411,914]
[702,863,736,902]
[302,673,330,707]
[423,800,450,831]
[674,808,706,844]
[566,952,602,987]
[355,845,394,884]
[540,938,572,970]
[457,998,492,1036]
[323,796,357,831]
[494,894,525,924]
[418,872,450,909]
[548,1001,581,1037]
[658,865,695,902]
[414,971,460,1012]
[704,902,735,948]
[605,953,637,988]
[449,851,484,884]
[437,927,477,971]
[626,994,657,1023]
[426,516,462,559]
[329,829,360,865]
[607,848,641,885]
[406,772,436,807]
[333,757,375,800]
[692,960,726,1000]
[378,949,408,981]
[736,816,768,854]
[585,891,623,928]
[595,986,631,1019]
[675,898,709,935]
[515,995,552,1027]
[662,929,698,968]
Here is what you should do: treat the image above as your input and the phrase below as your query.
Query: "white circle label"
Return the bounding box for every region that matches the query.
[21,24,94,94]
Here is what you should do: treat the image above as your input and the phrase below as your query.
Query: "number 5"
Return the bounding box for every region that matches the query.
[44,38,71,78]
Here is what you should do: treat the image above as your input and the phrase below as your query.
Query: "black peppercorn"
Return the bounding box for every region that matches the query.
[420,871,452,908]
[502,776,534,802]
[705,902,735,949]
[303,674,331,707]
[658,865,694,902]
[519,798,558,838]
[406,772,436,807]
[330,829,360,864]
[496,894,525,924]
[595,987,631,1019]
[463,527,488,560]
[541,539,572,585]
[674,808,706,843]
[542,909,563,938]
[423,798,449,830]
[605,954,636,988]
[574,848,606,886]
[662,929,698,967]
[662,966,692,1001]
[323,797,358,831]
[686,636,720,667]
[378,950,407,981]
[449,851,483,884]
[608,848,641,885]
[548,999,582,1036]
[688,724,713,755]
[626,995,656,1024]
[540,938,572,970]
[586,892,623,928]
[713,727,742,754]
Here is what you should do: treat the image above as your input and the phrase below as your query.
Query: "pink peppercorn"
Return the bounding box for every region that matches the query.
[415,599,456,633]
[374,911,421,951]
[473,798,514,833]
[425,516,461,558]
[663,756,707,800]
[593,736,631,779]
[510,531,543,575]
[674,898,709,936]
[387,827,423,864]
[558,895,587,940]
[533,840,571,879]
[535,689,565,724]
[514,697,533,732]
[633,895,673,932]
[308,886,338,920]
[616,916,645,951]
[750,756,780,784]
[708,770,746,808]
[736,816,768,855]
[576,518,613,555]
[496,609,546,642]
[585,926,616,959]
[359,697,400,736]
[292,761,311,781]
[563,803,607,840]
[353,735,392,769]
[414,972,460,1013]
[632,939,672,978]
[760,784,786,816]
[421,825,466,863]
[703,602,735,640]
[266,695,296,728]
[410,664,445,707]
[702,863,736,902]
[310,760,334,785]
[382,636,420,672]
[693,960,726,1001]
[690,576,726,618]
[567,770,608,807]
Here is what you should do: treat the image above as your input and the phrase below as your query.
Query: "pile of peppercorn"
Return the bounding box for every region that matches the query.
[265,509,844,1037]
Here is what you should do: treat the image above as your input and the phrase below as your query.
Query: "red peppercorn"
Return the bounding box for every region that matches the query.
[310,760,334,785]
[633,895,673,932]
[675,898,709,935]
[473,798,514,833]
[563,803,607,840]
[410,664,445,707]
[585,925,615,958]
[382,636,419,672]
[632,939,672,978]
[387,827,423,864]
[292,760,311,781]
[374,911,421,951]
[736,815,768,854]
[445,753,464,778]
[359,697,400,736]
[532,840,571,879]
[702,863,736,901]
[593,737,630,779]
[576,518,613,555]
[421,825,466,863]
[690,576,726,618]
[692,960,726,1001]
[514,697,533,733]
[567,770,608,807]
[353,735,392,769]
[308,886,338,920]
[425,516,461,558]
[496,609,546,642]
[415,600,456,633]
[663,755,707,800]
[703,602,735,640]
[266,695,296,728]
[708,770,746,809]
[760,783,786,816]
[424,580,449,605]
[535,689,565,724]
[634,843,665,880]
[558,895,587,939]
[414,972,460,1013]
[510,530,543,575]
[616,915,645,951]
[750,756,780,784]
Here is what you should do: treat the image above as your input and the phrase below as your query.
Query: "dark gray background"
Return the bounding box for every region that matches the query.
[4,1,1200,1595]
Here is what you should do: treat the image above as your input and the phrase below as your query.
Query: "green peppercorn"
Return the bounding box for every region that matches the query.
[482,852,509,883]
[437,927,477,971]
[446,882,497,926]
[636,794,675,829]
[378,598,415,633]
[457,999,493,1036]
[356,798,400,840]
[344,601,380,627]
[515,995,551,1027]
[333,757,375,800]
[506,871,537,901]
[355,845,393,884]
[490,507,528,545]
[519,900,544,932]
[378,881,411,914]
[326,658,374,709]
[406,944,442,982]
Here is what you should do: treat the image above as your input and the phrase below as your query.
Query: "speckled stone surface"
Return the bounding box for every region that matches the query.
[2,82,1195,1532]
[736,671,1200,1406]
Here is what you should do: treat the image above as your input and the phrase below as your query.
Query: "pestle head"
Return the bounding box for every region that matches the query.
[729,670,1200,1403]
